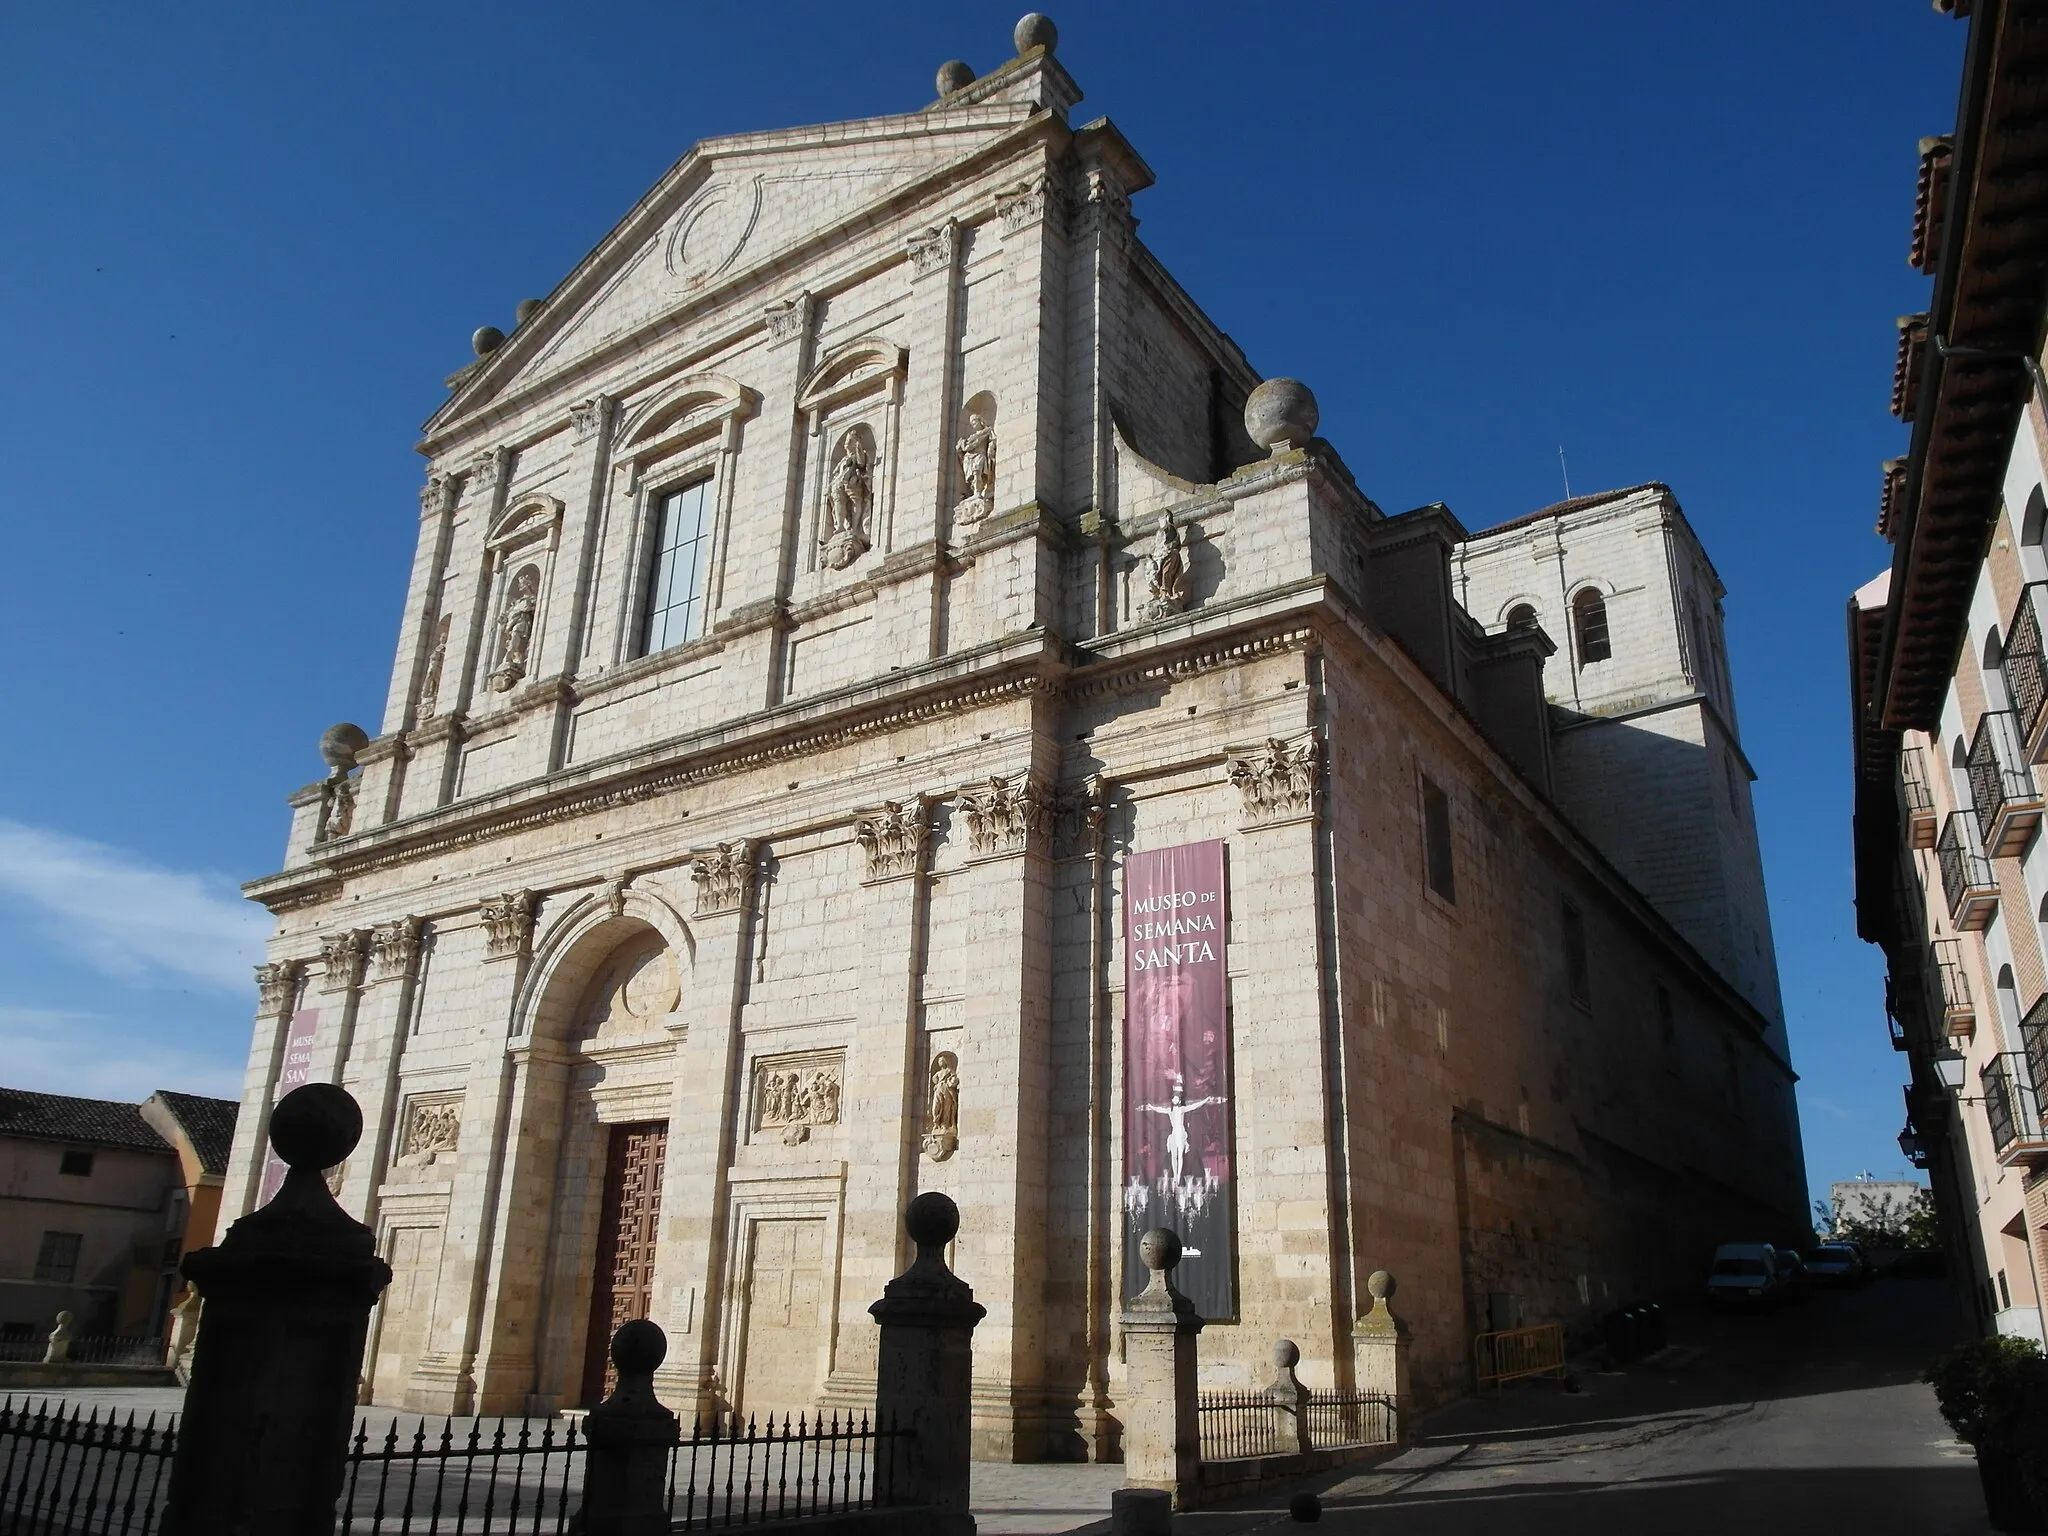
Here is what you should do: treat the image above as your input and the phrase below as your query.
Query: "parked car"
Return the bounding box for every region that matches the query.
[1773,1247,1811,1301]
[1804,1242,1867,1288]
[1706,1242,1783,1307]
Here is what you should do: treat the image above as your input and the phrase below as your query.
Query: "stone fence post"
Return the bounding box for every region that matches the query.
[1118,1228,1203,1509]
[572,1320,680,1536]
[163,1083,392,1536]
[869,1192,984,1532]
[1351,1269,1411,1437]
[1265,1339,1312,1454]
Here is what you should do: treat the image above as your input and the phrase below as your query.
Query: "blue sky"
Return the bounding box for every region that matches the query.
[0,3,1957,1196]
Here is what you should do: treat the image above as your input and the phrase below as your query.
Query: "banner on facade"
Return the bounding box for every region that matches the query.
[256,1006,321,1206]
[1122,838,1235,1319]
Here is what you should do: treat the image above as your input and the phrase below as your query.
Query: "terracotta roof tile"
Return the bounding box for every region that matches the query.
[0,1088,172,1155]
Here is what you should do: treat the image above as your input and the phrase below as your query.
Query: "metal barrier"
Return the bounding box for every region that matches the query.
[1472,1323,1566,1391]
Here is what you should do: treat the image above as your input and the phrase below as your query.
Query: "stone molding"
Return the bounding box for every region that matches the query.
[996,175,1066,238]
[254,960,305,1019]
[478,890,538,960]
[958,773,1053,859]
[1226,733,1322,829]
[466,448,506,494]
[318,929,370,993]
[689,840,756,917]
[418,475,454,521]
[854,800,931,884]
[368,917,424,984]
[569,395,612,443]
[762,291,813,346]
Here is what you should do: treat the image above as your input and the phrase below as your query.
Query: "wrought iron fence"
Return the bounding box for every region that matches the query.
[1932,938,1974,1024]
[0,1396,176,1535]
[668,1411,903,1529]
[1984,1051,2048,1159]
[339,1415,583,1535]
[2008,583,2048,742]
[0,1333,164,1368]
[1900,743,1937,816]
[1195,1389,1394,1462]
[5,1401,908,1536]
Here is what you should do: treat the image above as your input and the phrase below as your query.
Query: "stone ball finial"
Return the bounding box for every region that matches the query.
[936,60,976,95]
[319,722,370,774]
[609,1317,667,1376]
[905,1190,961,1250]
[1366,1269,1396,1302]
[1272,1338,1300,1370]
[472,325,506,357]
[1244,378,1319,454]
[268,1082,363,1172]
[1014,13,1057,54]
[514,299,545,327]
[1138,1228,1182,1272]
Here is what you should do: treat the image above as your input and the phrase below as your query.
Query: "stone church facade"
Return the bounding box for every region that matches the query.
[228,17,1806,1459]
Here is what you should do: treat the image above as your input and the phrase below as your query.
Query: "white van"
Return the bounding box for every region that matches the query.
[1706,1242,1781,1307]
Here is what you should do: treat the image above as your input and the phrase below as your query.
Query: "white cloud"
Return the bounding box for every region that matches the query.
[0,1007,245,1102]
[0,820,270,993]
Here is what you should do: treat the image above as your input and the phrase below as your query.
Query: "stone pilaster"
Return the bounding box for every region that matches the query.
[218,959,306,1223]
[649,847,759,1415]
[340,917,426,1222]
[405,891,536,1413]
[950,770,1056,1460]
[819,800,933,1411]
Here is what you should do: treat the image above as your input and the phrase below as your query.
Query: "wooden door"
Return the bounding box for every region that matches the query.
[738,1218,826,1420]
[580,1121,668,1407]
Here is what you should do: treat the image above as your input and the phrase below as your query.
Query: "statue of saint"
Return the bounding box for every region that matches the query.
[821,431,873,569]
[489,566,540,693]
[1141,518,1188,621]
[953,411,996,526]
[415,614,450,717]
[923,1051,960,1160]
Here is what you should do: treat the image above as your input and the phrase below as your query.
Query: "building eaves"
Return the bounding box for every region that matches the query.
[0,1088,173,1155]
[148,1091,240,1177]
[1912,136,1955,274]
[1891,313,1930,422]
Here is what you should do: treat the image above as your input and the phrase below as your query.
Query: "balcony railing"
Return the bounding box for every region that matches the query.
[1982,1051,2048,1165]
[1938,811,2000,930]
[1968,709,2042,856]
[1900,745,1939,849]
[2006,582,2048,753]
[1932,938,1975,1035]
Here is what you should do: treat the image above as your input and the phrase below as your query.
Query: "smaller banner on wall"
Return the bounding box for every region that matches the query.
[256,1007,321,1206]
[1122,838,1235,1320]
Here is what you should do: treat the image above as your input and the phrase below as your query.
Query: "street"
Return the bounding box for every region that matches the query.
[1182,1276,1992,1536]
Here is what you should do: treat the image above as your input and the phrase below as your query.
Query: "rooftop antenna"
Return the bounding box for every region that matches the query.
[1558,445,1572,500]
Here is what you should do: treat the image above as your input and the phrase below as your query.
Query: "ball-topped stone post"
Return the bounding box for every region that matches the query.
[869,1193,985,1531]
[573,1319,680,1536]
[163,1082,392,1536]
[1265,1337,1312,1453]
[1119,1227,1203,1507]
[1351,1268,1411,1438]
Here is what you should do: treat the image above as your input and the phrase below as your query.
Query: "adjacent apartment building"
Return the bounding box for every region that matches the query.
[1849,0,2048,1342]
[228,15,1806,1455]
[0,1088,238,1343]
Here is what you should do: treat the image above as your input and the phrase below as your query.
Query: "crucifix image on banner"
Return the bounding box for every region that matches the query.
[1122,838,1235,1319]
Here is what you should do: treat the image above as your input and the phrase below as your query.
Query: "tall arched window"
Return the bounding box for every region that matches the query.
[1953,737,1974,811]
[2022,487,2048,583]
[1504,603,1538,632]
[1572,588,1611,667]
[1999,964,2023,1048]
[1985,626,2012,710]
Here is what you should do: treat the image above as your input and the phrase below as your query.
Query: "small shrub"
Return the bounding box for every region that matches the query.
[1924,1336,2043,1447]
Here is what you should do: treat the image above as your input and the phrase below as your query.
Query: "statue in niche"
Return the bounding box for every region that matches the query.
[922,1050,959,1161]
[415,614,450,718]
[488,565,540,693]
[821,429,874,570]
[953,409,996,526]
[1140,518,1189,621]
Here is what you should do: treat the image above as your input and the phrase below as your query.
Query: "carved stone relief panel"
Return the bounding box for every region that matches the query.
[751,1051,844,1146]
[577,930,682,1042]
[1226,733,1323,828]
[396,1095,463,1169]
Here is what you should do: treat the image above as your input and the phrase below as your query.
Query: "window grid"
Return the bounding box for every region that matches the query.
[640,479,715,656]
[34,1231,82,1283]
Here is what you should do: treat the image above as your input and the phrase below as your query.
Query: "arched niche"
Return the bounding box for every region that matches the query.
[795,339,906,568]
[512,882,696,1047]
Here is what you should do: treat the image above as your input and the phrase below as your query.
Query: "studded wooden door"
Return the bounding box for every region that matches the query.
[580,1120,668,1407]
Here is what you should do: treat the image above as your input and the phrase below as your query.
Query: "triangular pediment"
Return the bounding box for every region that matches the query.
[426,103,1041,437]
